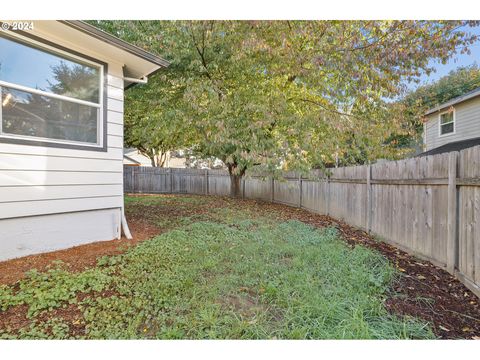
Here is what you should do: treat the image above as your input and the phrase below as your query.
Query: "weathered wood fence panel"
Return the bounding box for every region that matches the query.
[124,167,172,194]
[369,154,450,267]
[171,168,205,194]
[207,170,231,197]
[328,166,367,229]
[273,172,301,207]
[245,176,272,202]
[301,179,328,215]
[123,146,480,297]
[457,146,480,292]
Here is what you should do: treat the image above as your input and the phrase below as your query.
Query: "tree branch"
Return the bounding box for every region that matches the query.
[292,98,359,119]
[188,21,225,100]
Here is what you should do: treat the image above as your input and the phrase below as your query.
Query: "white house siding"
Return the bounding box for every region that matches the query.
[0,28,126,261]
[425,96,480,151]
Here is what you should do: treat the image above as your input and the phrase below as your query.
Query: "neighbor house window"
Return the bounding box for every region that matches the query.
[439,109,455,136]
[0,33,105,148]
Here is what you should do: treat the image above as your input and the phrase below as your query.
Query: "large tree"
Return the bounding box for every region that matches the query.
[93,20,479,195]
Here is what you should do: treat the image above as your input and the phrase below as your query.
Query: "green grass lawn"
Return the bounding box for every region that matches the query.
[0,195,433,339]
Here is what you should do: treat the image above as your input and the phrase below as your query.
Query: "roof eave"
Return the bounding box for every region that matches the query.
[60,20,170,68]
[424,88,480,116]
[123,155,141,165]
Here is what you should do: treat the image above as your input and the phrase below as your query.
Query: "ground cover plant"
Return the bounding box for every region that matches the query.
[0,195,435,339]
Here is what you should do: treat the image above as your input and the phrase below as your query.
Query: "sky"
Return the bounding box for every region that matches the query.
[412,26,480,89]
[0,35,69,91]
[0,35,98,101]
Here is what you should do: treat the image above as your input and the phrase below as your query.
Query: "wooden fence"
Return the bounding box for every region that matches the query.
[124,145,480,297]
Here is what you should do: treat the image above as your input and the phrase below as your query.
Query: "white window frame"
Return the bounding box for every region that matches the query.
[438,108,455,138]
[0,31,105,150]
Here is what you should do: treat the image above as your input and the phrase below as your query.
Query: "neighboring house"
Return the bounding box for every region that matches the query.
[123,148,151,167]
[420,87,480,156]
[122,147,226,169]
[122,148,187,168]
[123,154,141,166]
[186,156,225,170]
[0,21,168,261]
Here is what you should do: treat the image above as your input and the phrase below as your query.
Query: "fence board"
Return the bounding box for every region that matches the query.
[457,145,480,294]
[301,179,328,214]
[208,171,230,197]
[274,178,300,206]
[245,176,272,201]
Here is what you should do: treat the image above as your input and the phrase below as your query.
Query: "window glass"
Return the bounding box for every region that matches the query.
[440,122,454,135]
[440,112,453,125]
[1,86,98,143]
[0,34,103,147]
[0,35,100,103]
[440,112,454,135]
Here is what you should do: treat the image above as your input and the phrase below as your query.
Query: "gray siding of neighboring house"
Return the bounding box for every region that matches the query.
[425,96,480,151]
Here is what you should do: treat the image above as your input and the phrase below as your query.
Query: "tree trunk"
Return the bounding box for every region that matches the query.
[157,151,170,168]
[227,162,245,198]
[149,156,157,167]
[229,174,242,198]
[147,150,168,167]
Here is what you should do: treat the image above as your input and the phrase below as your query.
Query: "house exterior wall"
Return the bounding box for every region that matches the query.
[123,150,153,167]
[169,156,187,168]
[424,96,480,151]
[0,25,125,260]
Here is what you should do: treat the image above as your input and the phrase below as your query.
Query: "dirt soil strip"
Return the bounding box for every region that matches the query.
[0,195,478,339]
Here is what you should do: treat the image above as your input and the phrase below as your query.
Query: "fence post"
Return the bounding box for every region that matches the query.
[132,167,135,193]
[242,176,246,199]
[326,175,330,216]
[170,168,173,194]
[366,164,372,233]
[298,173,302,208]
[270,176,275,203]
[447,151,458,274]
[205,169,209,195]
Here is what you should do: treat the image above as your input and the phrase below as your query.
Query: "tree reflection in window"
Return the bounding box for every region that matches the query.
[2,86,98,144]
[0,35,100,103]
[0,35,102,145]
[48,62,100,103]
